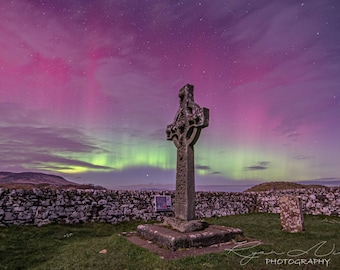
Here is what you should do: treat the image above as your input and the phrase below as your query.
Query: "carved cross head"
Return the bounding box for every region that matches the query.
[166,84,209,148]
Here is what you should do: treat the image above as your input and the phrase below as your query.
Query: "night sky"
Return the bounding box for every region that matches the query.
[1,0,340,190]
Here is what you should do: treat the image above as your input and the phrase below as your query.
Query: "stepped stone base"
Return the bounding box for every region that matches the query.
[137,222,243,251]
[162,217,209,233]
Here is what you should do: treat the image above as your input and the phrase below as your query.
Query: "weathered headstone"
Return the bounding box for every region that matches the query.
[279,195,305,233]
[166,84,209,221]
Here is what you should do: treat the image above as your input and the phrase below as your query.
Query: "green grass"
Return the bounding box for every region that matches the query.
[1,214,339,269]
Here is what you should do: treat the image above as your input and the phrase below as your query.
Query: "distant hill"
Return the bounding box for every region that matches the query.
[0,171,75,185]
[0,171,104,190]
[245,181,327,192]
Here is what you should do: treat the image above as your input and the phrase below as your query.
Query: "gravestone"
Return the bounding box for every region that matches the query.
[166,84,209,221]
[279,195,305,233]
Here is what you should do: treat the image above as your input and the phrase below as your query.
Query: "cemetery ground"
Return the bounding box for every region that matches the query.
[1,213,339,270]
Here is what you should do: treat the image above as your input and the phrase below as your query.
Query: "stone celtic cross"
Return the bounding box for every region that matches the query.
[166,84,209,220]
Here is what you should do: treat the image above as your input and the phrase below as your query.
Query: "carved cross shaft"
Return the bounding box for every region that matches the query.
[166,84,209,220]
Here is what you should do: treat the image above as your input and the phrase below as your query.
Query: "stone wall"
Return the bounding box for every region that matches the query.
[0,187,339,226]
[252,188,340,216]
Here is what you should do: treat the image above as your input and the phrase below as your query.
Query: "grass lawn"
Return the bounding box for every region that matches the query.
[0,213,339,269]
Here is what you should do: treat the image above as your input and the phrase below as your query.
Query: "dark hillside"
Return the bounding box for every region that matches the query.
[0,171,81,189]
[245,181,326,192]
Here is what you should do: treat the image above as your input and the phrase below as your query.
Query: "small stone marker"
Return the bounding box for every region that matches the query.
[279,195,305,233]
[166,84,209,221]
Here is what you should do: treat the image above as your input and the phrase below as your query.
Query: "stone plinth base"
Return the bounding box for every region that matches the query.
[137,223,243,251]
[163,217,208,233]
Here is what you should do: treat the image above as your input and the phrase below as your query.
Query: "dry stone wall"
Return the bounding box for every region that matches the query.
[253,188,340,216]
[0,187,339,226]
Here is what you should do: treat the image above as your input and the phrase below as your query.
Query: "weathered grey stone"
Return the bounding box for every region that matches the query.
[37,219,51,227]
[4,212,14,221]
[41,200,50,206]
[13,206,25,212]
[163,217,208,233]
[137,223,243,251]
[166,84,209,221]
[280,195,305,233]
[17,212,27,220]
[98,199,107,205]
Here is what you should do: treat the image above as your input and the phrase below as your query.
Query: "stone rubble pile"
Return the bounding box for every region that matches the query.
[0,187,339,226]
